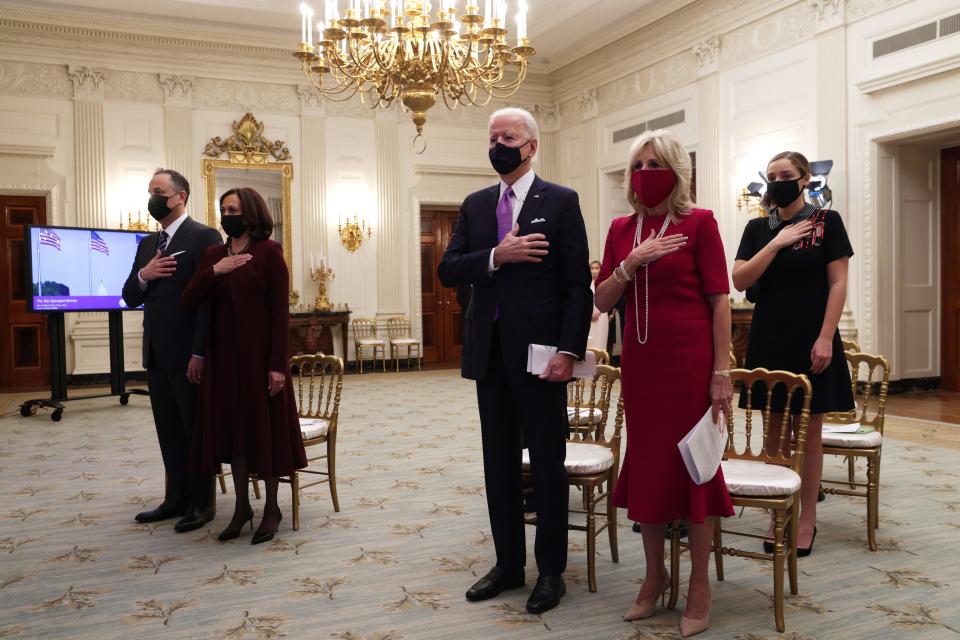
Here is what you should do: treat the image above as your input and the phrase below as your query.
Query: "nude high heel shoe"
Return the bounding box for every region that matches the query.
[679,611,710,637]
[623,570,670,621]
[680,590,711,637]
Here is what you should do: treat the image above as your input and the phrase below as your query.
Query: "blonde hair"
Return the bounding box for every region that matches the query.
[622,129,694,222]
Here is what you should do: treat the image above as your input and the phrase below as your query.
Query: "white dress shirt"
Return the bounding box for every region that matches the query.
[488,170,536,272]
[137,212,190,290]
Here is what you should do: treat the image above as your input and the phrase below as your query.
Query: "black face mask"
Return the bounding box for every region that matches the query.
[488,139,531,175]
[766,178,803,208]
[147,193,177,221]
[220,215,247,239]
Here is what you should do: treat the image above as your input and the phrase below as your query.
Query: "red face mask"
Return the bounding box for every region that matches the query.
[631,169,677,208]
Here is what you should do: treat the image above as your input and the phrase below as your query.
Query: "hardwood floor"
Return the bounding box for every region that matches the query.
[885,390,960,424]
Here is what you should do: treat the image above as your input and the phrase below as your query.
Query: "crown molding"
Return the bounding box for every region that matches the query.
[548,0,801,104]
[0,12,301,85]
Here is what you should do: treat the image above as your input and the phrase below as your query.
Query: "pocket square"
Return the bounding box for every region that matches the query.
[531,217,546,224]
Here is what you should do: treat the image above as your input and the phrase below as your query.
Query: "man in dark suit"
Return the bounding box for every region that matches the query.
[438,108,592,614]
[122,168,223,533]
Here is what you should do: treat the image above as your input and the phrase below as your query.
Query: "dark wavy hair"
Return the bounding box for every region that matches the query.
[219,187,274,240]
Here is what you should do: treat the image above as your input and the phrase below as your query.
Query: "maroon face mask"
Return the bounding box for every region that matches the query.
[631,169,677,208]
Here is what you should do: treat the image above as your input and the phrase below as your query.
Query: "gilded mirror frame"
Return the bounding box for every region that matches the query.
[201,113,293,292]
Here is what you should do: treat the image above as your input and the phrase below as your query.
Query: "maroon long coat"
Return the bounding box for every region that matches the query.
[183,239,307,477]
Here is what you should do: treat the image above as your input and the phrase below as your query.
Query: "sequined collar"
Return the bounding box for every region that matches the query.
[768,203,816,229]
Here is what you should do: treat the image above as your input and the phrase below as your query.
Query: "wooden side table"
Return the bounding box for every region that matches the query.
[289,311,351,360]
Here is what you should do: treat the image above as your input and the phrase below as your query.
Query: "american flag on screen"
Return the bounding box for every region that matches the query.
[90,231,109,255]
[39,229,61,251]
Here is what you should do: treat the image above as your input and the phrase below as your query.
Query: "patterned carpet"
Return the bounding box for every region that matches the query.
[1,369,959,640]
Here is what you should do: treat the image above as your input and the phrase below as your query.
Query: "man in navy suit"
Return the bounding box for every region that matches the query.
[438,108,592,613]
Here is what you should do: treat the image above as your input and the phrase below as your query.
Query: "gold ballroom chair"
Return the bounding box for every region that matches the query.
[385,316,422,371]
[283,353,344,530]
[566,348,610,433]
[669,368,812,632]
[841,338,860,352]
[821,351,891,551]
[351,317,387,373]
[525,364,624,592]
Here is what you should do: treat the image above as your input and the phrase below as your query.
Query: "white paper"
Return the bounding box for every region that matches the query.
[526,344,596,379]
[822,423,861,434]
[677,408,729,485]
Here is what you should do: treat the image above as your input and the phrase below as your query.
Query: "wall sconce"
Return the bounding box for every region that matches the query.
[736,182,766,217]
[338,212,373,253]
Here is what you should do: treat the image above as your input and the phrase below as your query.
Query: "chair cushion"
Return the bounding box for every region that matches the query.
[522,442,614,476]
[391,338,419,344]
[566,407,602,422]
[721,459,801,497]
[299,418,330,440]
[357,338,384,346]
[822,427,882,448]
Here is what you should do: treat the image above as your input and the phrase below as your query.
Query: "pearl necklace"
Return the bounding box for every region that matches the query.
[632,213,671,345]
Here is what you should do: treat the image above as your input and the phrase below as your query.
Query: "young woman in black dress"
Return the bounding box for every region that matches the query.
[732,151,854,556]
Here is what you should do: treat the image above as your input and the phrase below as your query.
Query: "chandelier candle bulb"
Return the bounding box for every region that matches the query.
[299,2,313,43]
[516,1,526,40]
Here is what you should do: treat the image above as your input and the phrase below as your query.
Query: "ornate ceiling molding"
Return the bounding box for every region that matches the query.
[67,64,108,100]
[694,36,721,77]
[809,0,847,32]
[158,74,195,108]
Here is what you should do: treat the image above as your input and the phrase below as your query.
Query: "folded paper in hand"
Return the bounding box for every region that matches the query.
[526,344,596,379]
[678,408,728,485]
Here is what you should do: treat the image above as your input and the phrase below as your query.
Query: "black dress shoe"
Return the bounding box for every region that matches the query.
[174,506,215,533]
[465,566,525,602]
[135,503,185,523]
[526,575,565,614]
[251,512,282,546]
[797,527,817,558]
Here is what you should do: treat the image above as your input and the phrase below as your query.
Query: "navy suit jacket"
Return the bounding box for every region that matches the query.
[122,216,223,371]
[438,175,593,380]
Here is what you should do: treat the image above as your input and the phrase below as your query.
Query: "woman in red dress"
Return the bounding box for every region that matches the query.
[183,187,307,545]
[595,130,733,637]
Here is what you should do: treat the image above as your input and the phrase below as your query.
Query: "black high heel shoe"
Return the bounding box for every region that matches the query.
[252,512,282,545]
[217,508,254,542]
[797,526,817,558]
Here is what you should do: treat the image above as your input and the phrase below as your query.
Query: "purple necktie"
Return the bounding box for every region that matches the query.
[493,186,513,321]
[497,186,514,241]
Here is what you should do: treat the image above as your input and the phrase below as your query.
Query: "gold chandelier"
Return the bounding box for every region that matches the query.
[294,0,535,150]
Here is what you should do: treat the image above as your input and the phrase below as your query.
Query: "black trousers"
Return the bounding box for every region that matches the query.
[476,324,568,576]
[146,350,214,511]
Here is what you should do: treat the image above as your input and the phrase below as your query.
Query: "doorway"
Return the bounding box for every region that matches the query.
[0,195,49,390]
[419,208,464,366]
[942,145,960,391]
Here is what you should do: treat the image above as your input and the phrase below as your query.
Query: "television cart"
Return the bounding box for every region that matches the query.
[20,310,149,421]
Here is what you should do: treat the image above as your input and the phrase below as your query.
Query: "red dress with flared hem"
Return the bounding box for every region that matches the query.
[598,209,734,524]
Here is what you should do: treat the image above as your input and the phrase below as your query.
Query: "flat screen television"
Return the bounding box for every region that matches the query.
[25,225,152,312]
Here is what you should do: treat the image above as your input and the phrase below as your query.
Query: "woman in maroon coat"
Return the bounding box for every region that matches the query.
[183,187,306,544]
